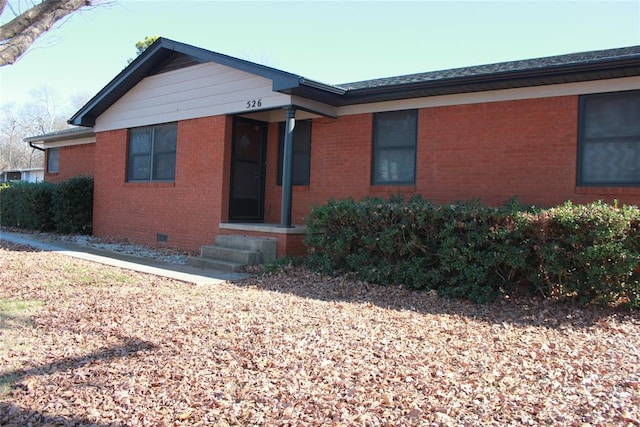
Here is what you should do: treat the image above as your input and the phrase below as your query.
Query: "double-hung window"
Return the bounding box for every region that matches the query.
[47,148,59,173]
[578,90,640,186]
[372,109,418,185]
[127,123,177,182]
[277,119,312,186]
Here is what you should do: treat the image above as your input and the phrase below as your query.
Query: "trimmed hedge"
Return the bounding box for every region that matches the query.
[52,176,93,234]
[0,176,93,234]
[304,196,640,307]
[0,181,56,231]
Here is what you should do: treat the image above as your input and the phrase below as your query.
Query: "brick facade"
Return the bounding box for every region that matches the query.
[45,143,95,183]
[263,95,640,229]
[90,94,640,254]
[92,116,231,250]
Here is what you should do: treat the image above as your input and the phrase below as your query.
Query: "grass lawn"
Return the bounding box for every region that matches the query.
[1,240,639,426]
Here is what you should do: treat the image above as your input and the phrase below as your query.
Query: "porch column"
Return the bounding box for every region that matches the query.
[280,106,295,228]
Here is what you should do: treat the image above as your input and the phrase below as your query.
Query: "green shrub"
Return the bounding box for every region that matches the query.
[0,181,56,230]
[524,201,640,306]
[0,176,93,234]
[52,176,93,234]
[304,196,640,307]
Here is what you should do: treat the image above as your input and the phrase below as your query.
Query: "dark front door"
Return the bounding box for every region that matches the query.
[229,117,267,222]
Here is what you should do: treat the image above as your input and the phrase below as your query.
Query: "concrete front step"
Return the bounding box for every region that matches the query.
[187,256,246,272]
[215,235,277,264]
[201,245,262,265]
[188,235,278,273]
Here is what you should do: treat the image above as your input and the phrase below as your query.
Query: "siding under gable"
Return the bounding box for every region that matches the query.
[95,62,292,132]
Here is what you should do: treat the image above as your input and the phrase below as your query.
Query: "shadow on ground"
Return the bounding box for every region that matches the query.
[238,267,639,329]
[0,401,112,427]
[1,336,157,427]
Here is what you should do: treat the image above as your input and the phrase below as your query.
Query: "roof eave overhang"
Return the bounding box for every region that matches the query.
[68,39,640,125]
[68,38,310,127]
[24,129,96,144]
[337,59,640,105]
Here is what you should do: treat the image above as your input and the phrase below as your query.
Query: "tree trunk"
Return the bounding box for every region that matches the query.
[0,0,92,67]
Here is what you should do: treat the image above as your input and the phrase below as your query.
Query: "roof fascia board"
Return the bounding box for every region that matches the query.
[68,38,308,126]
[68,39,172,126]
[163,39,302,91]
[68,39,640,125]
[29,137,96,149]
[340,55,640,104]
[24,129,96,143]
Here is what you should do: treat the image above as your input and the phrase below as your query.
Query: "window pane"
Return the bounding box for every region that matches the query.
[154,123,177,153]
[48,148,59,173]
[374,110,417,148]
[129,155,150,181]
[579,91,640,186]
[584,92,640,139]
[130,128,152,155]
[278,120,311,185]
[127,123,176,182]
[152,153,176,181]
[372,110,417,184]
[581,139,640,184]
[374,148,416,184]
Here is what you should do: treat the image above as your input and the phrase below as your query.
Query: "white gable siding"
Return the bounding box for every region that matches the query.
[95,63,292,132]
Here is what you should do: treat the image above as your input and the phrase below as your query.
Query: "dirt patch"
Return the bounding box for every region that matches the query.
[1,241,639,426]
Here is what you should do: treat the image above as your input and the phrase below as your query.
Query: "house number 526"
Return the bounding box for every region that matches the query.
[246,99,262,109]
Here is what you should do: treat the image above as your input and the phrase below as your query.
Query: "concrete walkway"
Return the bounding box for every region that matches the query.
[0,231,250,285]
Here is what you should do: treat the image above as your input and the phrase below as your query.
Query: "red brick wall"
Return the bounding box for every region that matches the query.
[93,116,231,250]
[264,114,375,224]
[92,94,640,253]
[45,144,95,183]
[263,95,640,228]
[417,96,579,207]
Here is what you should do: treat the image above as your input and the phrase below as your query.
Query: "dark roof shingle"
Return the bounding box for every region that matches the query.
[340,45,640,91]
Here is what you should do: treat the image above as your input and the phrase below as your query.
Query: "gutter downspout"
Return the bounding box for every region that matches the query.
[28,141,45,152]
[279,106,295,228]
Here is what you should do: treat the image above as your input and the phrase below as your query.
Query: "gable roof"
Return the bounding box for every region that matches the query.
[69,38,640,127]
[68,37,344,127]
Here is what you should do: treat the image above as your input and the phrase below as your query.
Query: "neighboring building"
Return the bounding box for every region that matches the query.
[24,127,96,183]
[26,38,640,257]
[0,168,44,183]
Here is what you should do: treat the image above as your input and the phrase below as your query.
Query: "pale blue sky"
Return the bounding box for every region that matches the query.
[1,0,640,110]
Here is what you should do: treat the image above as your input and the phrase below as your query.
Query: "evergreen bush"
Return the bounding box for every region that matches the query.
[304,196,640,307]
[52,176,93,234]
[0,176,93,235]
[0,181,55,230]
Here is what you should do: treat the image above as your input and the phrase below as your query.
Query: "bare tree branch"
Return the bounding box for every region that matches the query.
[0,0,8,18]
[0,0,92,66]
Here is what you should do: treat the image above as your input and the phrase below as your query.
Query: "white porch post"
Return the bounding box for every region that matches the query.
[280,106,295,228]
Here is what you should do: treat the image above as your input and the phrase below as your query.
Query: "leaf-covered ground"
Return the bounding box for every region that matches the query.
[1,241,639,426]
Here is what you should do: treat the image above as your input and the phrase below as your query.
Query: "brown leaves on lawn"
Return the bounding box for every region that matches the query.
[1,242,639,426]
